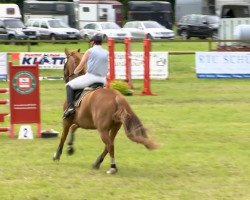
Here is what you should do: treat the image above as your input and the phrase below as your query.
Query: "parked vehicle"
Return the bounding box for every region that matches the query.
[220,3,250,18]
[0,4,21,19]
[128,1,174,29]
[217,2,250,47]
[176,14,219,40]
[175,0,250,22]
[0,18,38,44]
[25,18,81,40]
[80,22,131,41]
[123,20,175,40]
[23,0,123,29]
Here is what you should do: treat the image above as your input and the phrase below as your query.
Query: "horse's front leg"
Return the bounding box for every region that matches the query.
[53,120,72,161]
[67,124,78,155]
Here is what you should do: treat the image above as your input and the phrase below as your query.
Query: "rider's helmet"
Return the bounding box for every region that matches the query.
[90,34,103,44]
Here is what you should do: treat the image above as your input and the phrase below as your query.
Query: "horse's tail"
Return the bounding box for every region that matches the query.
[113,94,158,150]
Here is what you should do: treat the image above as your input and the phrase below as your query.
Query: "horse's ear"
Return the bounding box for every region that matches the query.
[65,48,70,56]
[77,49,81,52]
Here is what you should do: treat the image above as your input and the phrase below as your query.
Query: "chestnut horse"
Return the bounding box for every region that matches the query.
[53,48,157,174]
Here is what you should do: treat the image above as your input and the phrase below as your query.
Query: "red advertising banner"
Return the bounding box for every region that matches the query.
[9,62,41,138]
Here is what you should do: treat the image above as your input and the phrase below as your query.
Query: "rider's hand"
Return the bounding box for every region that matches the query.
[74,69,79,75]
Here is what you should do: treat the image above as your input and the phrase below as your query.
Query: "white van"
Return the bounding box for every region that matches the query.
[0,4,21,19]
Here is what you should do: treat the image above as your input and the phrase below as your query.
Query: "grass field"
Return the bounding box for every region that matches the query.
[0,42,250,200]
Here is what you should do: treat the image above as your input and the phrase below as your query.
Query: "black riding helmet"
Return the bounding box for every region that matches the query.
[90,34,103,44]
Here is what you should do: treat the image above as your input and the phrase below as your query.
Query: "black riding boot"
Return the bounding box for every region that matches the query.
[63,85,75,118]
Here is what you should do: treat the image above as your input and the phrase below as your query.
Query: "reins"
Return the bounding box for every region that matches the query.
[64,50,85,83]
[64,73,76,82]
[64,54,78,83]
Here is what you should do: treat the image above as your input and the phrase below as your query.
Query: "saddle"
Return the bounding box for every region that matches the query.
[74,82,104,107]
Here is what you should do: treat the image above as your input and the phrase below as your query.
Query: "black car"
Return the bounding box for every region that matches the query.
[0,18,38,44]
[176,14,219,40]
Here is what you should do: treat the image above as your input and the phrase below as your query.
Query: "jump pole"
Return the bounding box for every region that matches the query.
[108,37,153,95]
[124,37,133,88]
[107,38,115,87]
[0,88,10,134]
[0,88,8,93]
[142,37,153,95]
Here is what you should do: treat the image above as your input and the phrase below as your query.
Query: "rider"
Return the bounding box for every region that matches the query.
[63,33,109,118]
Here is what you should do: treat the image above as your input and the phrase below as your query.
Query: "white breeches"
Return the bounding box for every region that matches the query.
[66,73,106,90]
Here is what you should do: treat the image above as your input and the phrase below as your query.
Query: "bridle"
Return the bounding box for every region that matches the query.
[64,54,78,83]
[64,50,85,83]
[64,73,75,83]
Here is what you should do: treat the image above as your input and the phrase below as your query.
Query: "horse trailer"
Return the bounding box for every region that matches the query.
[127,1,174,29]
[23,0,123,29]
[175,0,250,22]
[0,3,21,19]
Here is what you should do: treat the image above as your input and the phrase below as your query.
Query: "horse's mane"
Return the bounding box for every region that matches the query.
[64,48,86,78]
[71,50,84,65]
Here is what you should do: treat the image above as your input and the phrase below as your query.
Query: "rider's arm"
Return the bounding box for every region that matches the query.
[74,50,90,75]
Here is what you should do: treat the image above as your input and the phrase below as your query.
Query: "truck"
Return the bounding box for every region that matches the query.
[127,1,173,29]
[23,0,123,30]
[0,3,21,19]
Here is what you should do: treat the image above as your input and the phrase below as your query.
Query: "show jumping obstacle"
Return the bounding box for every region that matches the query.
[0,62,41,138]
[0,88,10,133]
[107,37,153,95]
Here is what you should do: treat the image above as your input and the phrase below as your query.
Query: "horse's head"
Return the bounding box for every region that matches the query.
[64,48,85,83]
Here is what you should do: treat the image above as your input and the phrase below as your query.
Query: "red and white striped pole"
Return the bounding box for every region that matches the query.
[0,88,10,134]
[0,99,8,105]
[0,127,10,132]
[0,88,8,93]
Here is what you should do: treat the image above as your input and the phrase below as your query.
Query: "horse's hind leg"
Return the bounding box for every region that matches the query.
[67,124,78,155]
[92,147,108,170]
[93,124,121,174]
[53,119,72,161]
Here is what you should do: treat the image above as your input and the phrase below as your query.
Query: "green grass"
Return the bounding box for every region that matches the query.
[0,39,216,53]
[0,43,249,200]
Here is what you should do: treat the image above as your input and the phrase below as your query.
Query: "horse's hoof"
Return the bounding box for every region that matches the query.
[92,156,104,169]
[92,163,100,170]
[53,153,60,161]
[53,157,59,161]
[67,146,75,155]
[106,168,117,174]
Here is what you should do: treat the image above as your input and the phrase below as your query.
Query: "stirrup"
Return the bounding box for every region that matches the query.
[63,107,75,118]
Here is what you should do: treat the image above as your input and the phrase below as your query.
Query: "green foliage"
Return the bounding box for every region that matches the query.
[110,79,133,96]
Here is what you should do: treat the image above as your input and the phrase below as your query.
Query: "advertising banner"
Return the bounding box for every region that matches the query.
[19,52,65,69]
[114,52,168,79]
[0,53,7,80]
[9,62,41,125]
[18,51,168,79]
[196,52,250,78]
